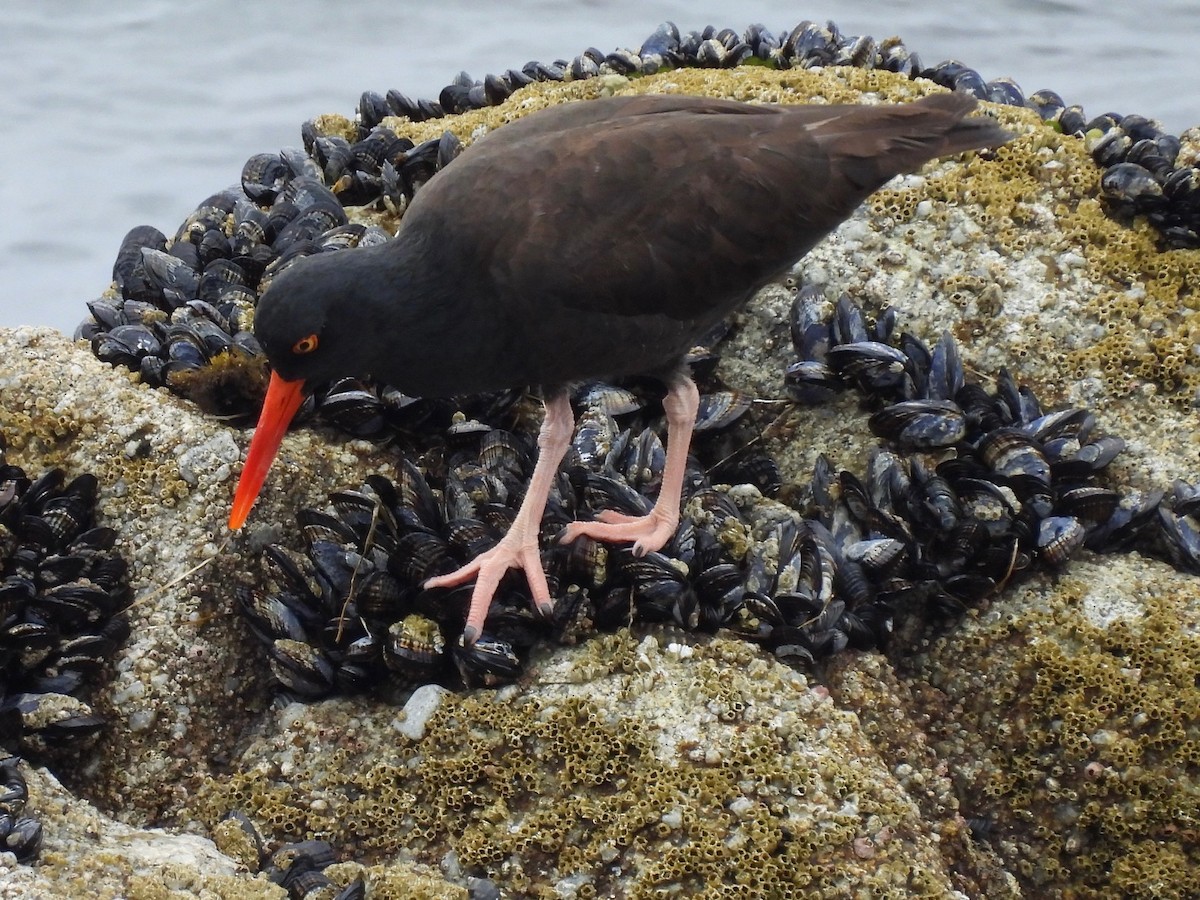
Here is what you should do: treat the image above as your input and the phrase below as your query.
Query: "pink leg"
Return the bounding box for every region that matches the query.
[560,374,699,556]
[424,392,574,643]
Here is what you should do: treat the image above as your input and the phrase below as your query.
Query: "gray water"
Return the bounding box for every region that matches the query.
[2,0,1197,336]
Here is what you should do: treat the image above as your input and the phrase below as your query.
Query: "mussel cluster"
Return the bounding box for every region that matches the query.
[0,756,41,863]
[216,813,366,900]
[75,115,463,424]
[0,437,131,752]
[78,19,1195,429]
[235,385,759,695]
[784,290,1200,605]
[1041,104,1198,247]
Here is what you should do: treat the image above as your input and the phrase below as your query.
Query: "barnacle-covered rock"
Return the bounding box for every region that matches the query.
[191,632,1012,898]
[865,555,1200,898]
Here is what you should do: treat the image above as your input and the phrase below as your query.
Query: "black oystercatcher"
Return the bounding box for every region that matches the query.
[229,91,1010,643]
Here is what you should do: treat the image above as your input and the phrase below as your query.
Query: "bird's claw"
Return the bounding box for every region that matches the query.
[560,507,679,557]
[424,539,554,643]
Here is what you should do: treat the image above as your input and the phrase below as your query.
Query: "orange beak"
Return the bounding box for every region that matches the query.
[228,372,307,529]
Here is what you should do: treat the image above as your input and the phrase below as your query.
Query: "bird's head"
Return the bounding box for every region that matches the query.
[228,253,365,530]
[253,254,356,385]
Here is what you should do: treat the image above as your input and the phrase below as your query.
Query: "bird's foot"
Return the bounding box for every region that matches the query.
[424,536,554,644]
[560,507,679,557]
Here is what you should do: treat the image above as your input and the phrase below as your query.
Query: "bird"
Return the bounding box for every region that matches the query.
[228,90,1011,644]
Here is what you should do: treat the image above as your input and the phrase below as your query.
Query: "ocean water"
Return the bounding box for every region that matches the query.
[1,0,1196,335]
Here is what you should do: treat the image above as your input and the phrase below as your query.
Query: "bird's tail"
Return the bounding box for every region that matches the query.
[822,92,1013,192]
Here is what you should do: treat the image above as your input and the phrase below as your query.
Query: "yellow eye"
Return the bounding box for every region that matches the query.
[292,334,319,355]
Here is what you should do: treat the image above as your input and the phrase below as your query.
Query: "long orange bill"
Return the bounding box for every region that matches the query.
[228,372,307,530]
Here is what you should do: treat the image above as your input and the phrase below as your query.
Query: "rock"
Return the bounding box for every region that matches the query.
[395,684,451,741]
[0,763,269,899]
[2,62,1198,898]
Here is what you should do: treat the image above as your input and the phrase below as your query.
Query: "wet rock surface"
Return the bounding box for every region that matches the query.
[2,51,1199,900]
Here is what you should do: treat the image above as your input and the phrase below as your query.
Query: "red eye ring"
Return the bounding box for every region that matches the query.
[292,334,319,355]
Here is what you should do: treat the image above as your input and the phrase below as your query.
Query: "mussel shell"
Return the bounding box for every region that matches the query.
[977,427,1051,483]
[2,693,106,741]
[606,428,664,493]
[1058,105,1087,136]
[392,459,444,533]
[1091,129,1132,168]
[112,225,169,291]
[1049,435,1125,479]
[281,869,335,896]
[710,453,781,497]
[869,400,966,449]
[384,615,447,680]
[453,634,522,687]
[267,838,337,880]
[1037,516,1085,566]
[572,410,619,468]
[215,811,266,871]
[1169,480,1200,518]
[985,77,1025,107]
[1127,138,1176,179]
[639,21,682,61]
[389,531,454,586]
[1027,89,1065,121]
[297,509,359,550]
[1058,486,1120,524]
[1156,507,1200,574]
[581,473,652,518]
[478,429,532,481]
[827,341,911,393]
[483,72,514,105]
[603,49,642,76]
[240,153,292,204]
[96,323,162,363]
[785,360,842,405]
[838,601,892,650]
[1,814,43,863]
[694,562,745,608]
[831,294,870,345]
[268,639,335,697]
[927,332,964,403]
[329,487,399,541]
[0,759,29,813]
[693,390,750,432]
[140,248,199,305]
[445,518,501,559]
[236,587,308,644]
[262,544,325,609]
[354,569,407,619]
[356,90,390,131]
[844,538,907,574]
[1101,162,1165,213]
